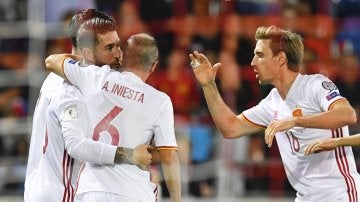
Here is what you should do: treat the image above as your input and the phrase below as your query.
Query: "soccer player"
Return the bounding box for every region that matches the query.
[24,9,152,202]
[45,31,181,201]
[189,25,360,201]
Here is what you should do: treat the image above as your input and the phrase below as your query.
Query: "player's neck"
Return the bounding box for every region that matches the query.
[274,71,299,100]
[123,67,148,82]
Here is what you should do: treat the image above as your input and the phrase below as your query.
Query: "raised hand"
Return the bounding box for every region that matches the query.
[189,51,222,87]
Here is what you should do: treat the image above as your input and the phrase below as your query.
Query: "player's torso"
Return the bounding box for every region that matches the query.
[268,75,360,201]
[26,77,80,201]
[25,73,64,197]
[76,71,161,200]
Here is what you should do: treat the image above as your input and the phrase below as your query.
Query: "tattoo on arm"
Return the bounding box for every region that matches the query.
[114,147,134,165]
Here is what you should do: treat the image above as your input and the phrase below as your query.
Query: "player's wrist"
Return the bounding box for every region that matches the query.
[201,81,218,91]
[333,137,342,147]
[292,116,300,127]
[114,147,134,165]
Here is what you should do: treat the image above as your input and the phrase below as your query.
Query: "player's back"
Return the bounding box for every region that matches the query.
[64,62,177,201]
[24,73,63,200]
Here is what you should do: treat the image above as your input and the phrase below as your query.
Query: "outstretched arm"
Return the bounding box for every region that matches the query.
[304,134,360,155]
[189,51,261,139]
[45,54,81,78]
[158,149,181,202]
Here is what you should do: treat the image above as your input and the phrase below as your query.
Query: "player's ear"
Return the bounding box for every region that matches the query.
[149,61,158,74]
[81,48,95,64]
[278,51,287,66]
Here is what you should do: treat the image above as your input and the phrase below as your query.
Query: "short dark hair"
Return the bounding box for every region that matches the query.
[123,33,158,71]
[67,9,114,48]
[77,17,117,50]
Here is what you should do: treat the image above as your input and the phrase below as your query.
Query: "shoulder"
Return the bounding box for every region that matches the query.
[144,83,172,105]
[303,74,331,83]
[264,88,279,101]
[54,82,83,105]
[304,74,337,90]
[40,73,64,97]
[147,83,170,99]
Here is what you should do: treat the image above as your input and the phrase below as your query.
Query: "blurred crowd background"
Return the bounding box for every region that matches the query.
[1,0,360,200]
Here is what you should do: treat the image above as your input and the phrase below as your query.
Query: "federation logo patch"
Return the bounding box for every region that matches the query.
[326,91,340,101]
[322,81,337,91]
[63,104,78,120]
[292,108,303,117]
[68,59,77,64]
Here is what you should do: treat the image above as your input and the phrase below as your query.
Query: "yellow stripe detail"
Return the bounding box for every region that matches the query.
[241,114,266,129]
[328,98,346,110]
[156,147,178,151]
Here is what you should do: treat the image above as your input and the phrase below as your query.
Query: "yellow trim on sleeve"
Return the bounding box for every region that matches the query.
[156,147,178,151]
[240,114,267,129]
[328,98,347,110]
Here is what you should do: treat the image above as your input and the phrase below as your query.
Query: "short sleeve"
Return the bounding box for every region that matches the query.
[307,75,344,111]
[57,86,89,142]
[242,91,275,128]
[153,96,178,149]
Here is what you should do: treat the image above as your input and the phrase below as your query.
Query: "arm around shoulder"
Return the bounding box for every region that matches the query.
[45,54,81,79]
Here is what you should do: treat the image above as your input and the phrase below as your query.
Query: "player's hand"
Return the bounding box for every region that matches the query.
[304,138,339,155]
[132,144,153,171]
[265,118,296,147]
[189,51,222,87]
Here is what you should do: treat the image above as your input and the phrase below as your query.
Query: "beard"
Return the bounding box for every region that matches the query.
[94,57,121,70]
[109,58,122,70]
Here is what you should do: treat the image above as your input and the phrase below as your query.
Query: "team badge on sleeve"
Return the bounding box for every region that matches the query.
[292,108,303,117]
[321,81,337,91]
[63,104,78,120]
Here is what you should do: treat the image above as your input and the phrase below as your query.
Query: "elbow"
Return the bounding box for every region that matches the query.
[348,109,357,124]
[45,55,54,71]
[220,130,239,139]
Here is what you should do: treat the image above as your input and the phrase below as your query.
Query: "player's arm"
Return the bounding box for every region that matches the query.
[45,54,80,78]
[304,133,360,155]
[265,99,357,147]
[158,148,181,202]
[190,51,261,138]
[295,99,356,129]
[60,97,151,169]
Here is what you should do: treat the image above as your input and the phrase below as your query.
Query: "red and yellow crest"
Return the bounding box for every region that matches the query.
[292,108,303,117]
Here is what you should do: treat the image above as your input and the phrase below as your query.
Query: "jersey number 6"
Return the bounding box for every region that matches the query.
[92,106,122,146]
